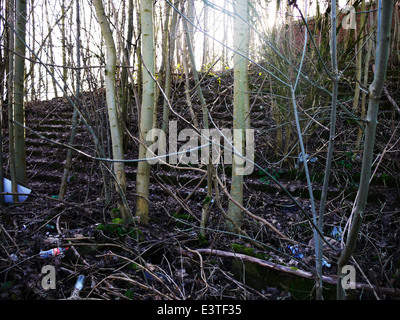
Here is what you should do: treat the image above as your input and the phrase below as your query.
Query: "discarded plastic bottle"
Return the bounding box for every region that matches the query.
[287,245,304,259]
[39,247,69,258]
[74,275,85,291]
[69,275,85,299]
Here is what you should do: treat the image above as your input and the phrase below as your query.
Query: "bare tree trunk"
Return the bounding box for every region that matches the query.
[181,40,199,128]
[135,0,155,225]
[155,2,170,115]
[29,0,35,100]
[61,0,68,96]
[181,0,213,239]
[59,0,81,201]
[93,0,129,221]
[0,0,6,204]
[44,0,58,98]
[161,0,179,134]
[135,0,142,105]
[316,0,339,300]
[337,0,394,300]
[6,0,18,203]
[14,0,27,185]
[356,11,375,152]
[120,0,134,130]
[352,0,366,112]
[202,2,209,70]
[227,0,250,231]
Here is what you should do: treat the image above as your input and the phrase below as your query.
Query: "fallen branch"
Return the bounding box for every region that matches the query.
[180,248,400,298]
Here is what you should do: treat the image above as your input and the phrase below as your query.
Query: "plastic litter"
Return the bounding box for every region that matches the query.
[10,254,18,262]
[39,247,69,258]
[287,245,304,259]
[69,275,85,300]
[3,177,31,203]
[322,258,331,268]
[73,275,84,295]
[74,275,85,291]
[295,152,318,169]
[331,226,342,241]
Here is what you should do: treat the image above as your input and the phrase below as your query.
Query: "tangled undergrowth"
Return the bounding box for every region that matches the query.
[1,68,400,300]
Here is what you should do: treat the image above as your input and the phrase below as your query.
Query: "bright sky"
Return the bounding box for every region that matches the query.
[25,0,354,100]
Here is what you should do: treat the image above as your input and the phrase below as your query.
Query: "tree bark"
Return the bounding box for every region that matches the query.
[93,0,129,220]
[181,0,213,239]
[227,0,250,231]
[14,0,27,185]
[7,0,18,203]
[120,0,134,130]
[316,0,339,300]
[337,0,394,300]
[135,0,155,225]
[59,0,81,201]
[161,0,179,134]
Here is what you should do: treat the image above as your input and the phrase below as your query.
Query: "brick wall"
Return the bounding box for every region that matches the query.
[290,2,400,52]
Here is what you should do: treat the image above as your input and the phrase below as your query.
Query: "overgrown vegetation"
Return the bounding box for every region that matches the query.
[1,0,400,301]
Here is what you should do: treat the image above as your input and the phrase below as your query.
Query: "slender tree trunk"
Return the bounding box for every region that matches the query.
[202,3,209,70]
[153,2,171,131]
[93,0,129,221]
[186,0,194,73]
[161,0,179,134]
[356,12,374,152]
[181,42,199,128]
[221,0,227,69]
[316,0,339,300]
[159,2,171,96]
[29,0,35,100]
[7,0,18,203]
[44,0,58,98]
[14,0,27,185]
[59,0,81,201]
[135,0,155,225]
[61,0,68,96]
[352,0,366,112]
[337,0,394,300]
[135,0,142,105]
[0,1,6,204]
[181,0,213,239]
[180,1,199,128]
[120,0,134,130]
[227,0,250,231]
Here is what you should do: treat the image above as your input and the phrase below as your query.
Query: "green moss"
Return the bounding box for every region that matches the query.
[231,243,267,260]
[110,208,121,219]
[198,233,209,246]
[111,217,125,225]
[203,196,211,205]
[96,219,144,242]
